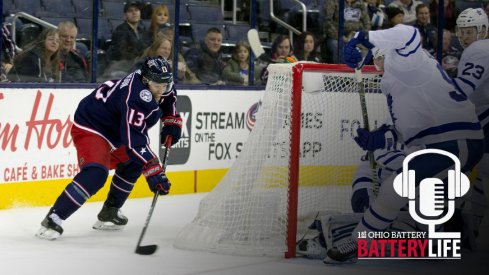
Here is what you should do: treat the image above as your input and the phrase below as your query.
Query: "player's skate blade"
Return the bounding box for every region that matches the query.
[135,244,158,255]
[36,212,64,240]
[93,205,128,230]
[36,226,61,240]
[92,221,126,230]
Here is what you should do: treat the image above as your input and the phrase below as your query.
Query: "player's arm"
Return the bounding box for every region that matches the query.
[122,100,160,166]
[122,98,171,195]
[367,24,421,51]
[159,85,182,146]
[452,49,489,99]
[344,24,422,68]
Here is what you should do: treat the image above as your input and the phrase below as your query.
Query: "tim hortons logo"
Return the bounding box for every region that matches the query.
[0,90,73,152]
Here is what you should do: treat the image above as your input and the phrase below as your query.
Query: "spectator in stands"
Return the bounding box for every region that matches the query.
[294,31,322,63]
[143,4,171,46]
[8,28,61,83]
[384,5,405,28]
[271,35,297,63]
[107,1,147,74]
[429,0,459,31]
[159,27,175,41]
[433,28,461,77]
[413,4,436,54]
[184,27,226,85]
[365,0,386,30]
[389,0,423,25]
[1,25,16,82]
[323,0,370,64]
[57,21,89,82]
[138,35,200,84]
[222,41,261,86]
[259,35,297,85]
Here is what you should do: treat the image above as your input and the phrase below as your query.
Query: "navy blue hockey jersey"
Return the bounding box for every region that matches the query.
[73,70,177,165]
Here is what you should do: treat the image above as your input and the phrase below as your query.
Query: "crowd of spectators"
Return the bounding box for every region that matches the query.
[1,0,488,86]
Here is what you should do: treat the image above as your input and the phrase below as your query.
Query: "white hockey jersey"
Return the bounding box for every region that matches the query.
[368,24,483,146]
[454,39,489,128]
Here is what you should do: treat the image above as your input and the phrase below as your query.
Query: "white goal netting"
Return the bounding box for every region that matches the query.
[174,62,389,257]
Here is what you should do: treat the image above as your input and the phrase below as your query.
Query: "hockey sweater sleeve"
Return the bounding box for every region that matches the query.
[453,41,489,100]
[159,84,178,117]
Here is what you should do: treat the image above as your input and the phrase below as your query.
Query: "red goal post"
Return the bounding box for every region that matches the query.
[174,62,388,258]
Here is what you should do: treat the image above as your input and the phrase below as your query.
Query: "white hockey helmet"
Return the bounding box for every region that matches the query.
[456,8,488,43]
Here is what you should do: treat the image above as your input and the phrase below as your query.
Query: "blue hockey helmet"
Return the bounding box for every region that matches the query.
[141,56,173,84]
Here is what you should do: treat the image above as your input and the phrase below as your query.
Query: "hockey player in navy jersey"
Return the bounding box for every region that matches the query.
[36,56,182,240]
[453,8,489,242]
[323,24,485,264]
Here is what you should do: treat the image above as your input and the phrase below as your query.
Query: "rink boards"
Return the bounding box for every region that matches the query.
[0,88,263,208]
[0,81,386,209]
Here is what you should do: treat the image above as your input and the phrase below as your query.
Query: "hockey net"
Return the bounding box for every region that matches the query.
[174,62,389,257]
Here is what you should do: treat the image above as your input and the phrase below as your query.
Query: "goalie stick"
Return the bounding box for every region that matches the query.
[135,136,173,255]
[355,65,380,197]
[247,29,274,63]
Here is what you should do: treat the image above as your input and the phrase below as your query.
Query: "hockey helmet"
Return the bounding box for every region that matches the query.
[141,56,173,84]
[456,8,488,42]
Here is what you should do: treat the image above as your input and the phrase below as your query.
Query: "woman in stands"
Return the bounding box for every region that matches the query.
[270,35,297,63]
[293,31,322,63]
[144,4,171,46]
[9,28,61,83]
[137,35,200,84]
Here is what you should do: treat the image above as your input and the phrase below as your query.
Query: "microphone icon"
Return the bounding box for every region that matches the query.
[393,149,470,238]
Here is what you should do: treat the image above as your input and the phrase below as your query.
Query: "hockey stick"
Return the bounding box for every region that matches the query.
[135,136,173,255]
[355,66,380,197]
[247,29,274,63]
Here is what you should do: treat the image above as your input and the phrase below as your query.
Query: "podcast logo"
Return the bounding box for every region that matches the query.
[357,149,468,260]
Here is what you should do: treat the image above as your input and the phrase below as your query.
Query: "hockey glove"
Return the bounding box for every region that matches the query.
[161,115,182,146]
[349,31,375,50]
[351,189,372,213]
[354,124,397,151]
[344,31,375,69]
[143,159,171,195]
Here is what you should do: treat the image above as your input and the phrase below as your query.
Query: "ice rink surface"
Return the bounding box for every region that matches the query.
[1,193,488,275]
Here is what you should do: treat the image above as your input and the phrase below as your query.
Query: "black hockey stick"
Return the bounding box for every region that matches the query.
[135,136,172,255]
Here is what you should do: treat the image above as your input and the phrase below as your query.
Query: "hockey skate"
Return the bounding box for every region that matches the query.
[92,205,128,230]
[323,237,357,264]
[36,209,64,240]
[296,236,327,259]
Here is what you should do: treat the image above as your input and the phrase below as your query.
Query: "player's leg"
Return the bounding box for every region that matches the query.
[466,129,489,238]
[93,152,143,230]
[36,125,111,240]
[470,154,489,235]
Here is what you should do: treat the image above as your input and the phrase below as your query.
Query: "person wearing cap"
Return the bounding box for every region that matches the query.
[389,0,423,25]
[107,1,147,74]
[384,5,405,28]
